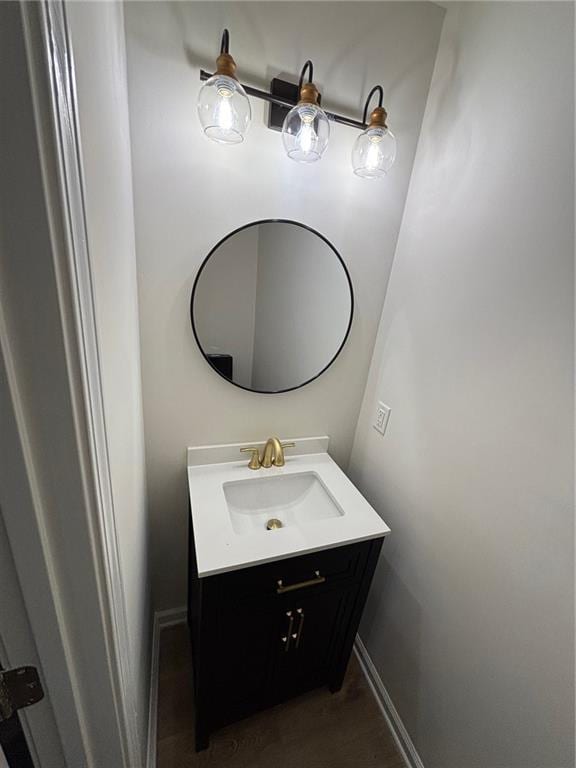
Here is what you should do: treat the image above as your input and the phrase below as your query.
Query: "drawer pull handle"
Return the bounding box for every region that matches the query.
[276,571,326,594]
[295,608,305,648]
[284,611,294,652]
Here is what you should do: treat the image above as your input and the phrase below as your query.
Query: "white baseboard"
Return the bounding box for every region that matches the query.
[354,635,425,768]
[146,607,187,768]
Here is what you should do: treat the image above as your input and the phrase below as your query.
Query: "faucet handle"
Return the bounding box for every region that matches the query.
[240,446,261,470]
[273,441,295,468]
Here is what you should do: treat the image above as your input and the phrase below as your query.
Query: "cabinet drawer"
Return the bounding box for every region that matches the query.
[217,541,370,601]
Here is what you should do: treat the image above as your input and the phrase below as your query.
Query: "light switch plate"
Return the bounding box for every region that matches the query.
[373,402,391,436]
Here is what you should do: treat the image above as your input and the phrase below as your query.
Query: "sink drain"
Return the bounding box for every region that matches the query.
[266,518,283,530]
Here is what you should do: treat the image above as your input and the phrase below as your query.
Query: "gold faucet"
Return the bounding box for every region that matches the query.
[240,437,295,470]
[261,437,295,468]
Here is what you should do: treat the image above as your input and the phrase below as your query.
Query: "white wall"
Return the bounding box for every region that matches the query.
[124,0,444,608]
[349,3,574,767]
[194,226,258,388]
[252,222,351,391]
[66,3,151,761]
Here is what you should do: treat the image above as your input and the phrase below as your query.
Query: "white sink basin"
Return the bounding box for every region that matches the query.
[224,472,344,536]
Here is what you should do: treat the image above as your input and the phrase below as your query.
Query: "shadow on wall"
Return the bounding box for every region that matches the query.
[360,554,423,739]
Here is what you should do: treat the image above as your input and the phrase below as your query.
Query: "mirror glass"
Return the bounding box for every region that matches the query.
[191,220,353,393]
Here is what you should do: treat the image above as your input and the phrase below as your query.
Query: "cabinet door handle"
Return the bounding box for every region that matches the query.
[295,608,305,648]
[283,611,294,652]
[276,571,326,594]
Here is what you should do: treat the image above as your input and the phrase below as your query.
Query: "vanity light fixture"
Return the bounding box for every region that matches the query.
[197,29,251,144]
[197,33,397,177]
[352,86,397,178]
[281,61,330,163]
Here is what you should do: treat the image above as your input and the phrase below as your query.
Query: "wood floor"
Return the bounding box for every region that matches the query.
[157,624,405,768]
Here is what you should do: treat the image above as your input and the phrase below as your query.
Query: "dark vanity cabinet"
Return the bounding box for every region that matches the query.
[188,519,384,751]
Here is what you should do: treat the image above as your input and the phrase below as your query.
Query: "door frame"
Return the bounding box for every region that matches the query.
[0,1,141,765]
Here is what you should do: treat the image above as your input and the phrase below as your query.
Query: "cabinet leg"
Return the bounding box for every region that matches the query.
[329,673,345,694]
[195,724,210,753]
[195,711,210,753]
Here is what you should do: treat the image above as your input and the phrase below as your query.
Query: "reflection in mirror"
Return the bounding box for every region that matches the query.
[191,220,353,393]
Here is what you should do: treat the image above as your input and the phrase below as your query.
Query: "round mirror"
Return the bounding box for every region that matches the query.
[191,220,353,393]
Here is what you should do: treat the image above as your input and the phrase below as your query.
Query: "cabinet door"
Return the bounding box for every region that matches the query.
[273,585,355,702]
[209,594,282,727]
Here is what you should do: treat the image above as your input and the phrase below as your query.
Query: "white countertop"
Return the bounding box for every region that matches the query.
[187,440,390,577]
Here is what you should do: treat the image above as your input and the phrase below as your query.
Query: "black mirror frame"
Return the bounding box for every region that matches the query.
[190,219,354,395]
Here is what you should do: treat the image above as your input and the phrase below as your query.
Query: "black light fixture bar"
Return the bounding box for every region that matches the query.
[199,69,367,130]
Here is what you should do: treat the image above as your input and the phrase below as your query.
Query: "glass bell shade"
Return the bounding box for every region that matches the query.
[352,125,396,179]
[282,102,330,163]
[197,73,251,145]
